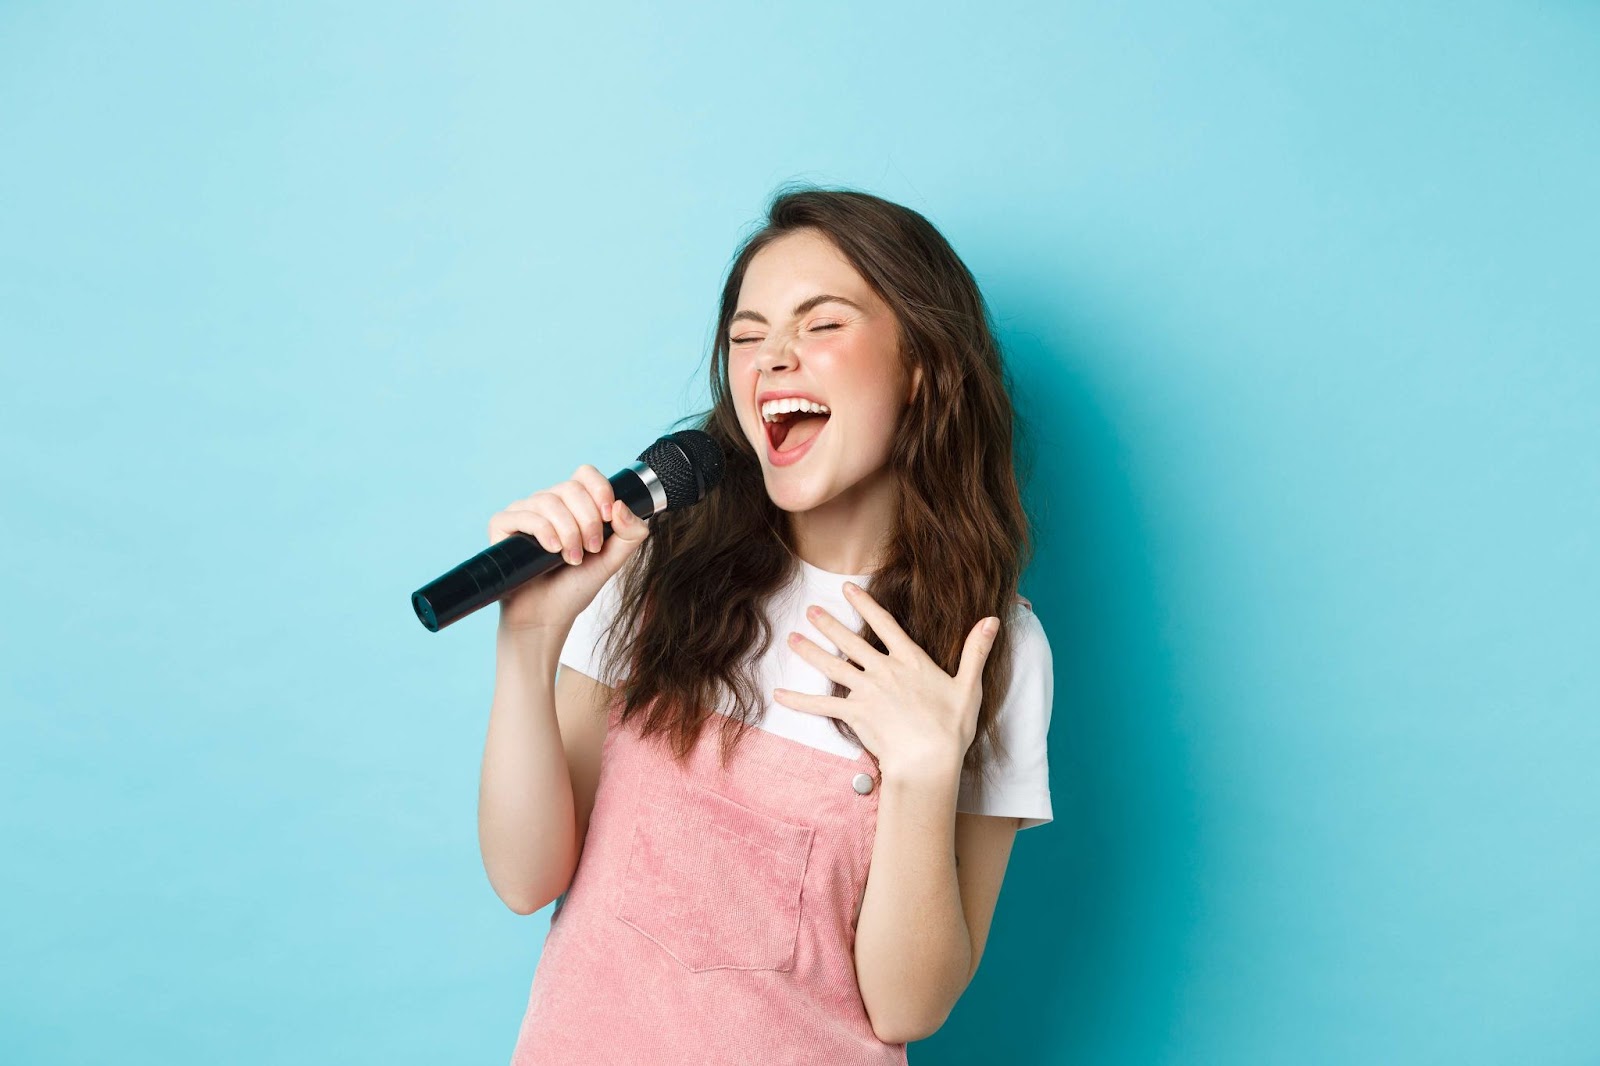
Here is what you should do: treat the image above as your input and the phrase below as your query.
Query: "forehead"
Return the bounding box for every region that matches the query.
[737,229,869,305]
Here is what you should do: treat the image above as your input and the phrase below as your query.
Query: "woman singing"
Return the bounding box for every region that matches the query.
[479,185,1055,1064]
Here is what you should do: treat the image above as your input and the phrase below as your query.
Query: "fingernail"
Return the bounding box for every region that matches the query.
[984,617,999,636]
[587,536,601,552]
[844,581,858,593]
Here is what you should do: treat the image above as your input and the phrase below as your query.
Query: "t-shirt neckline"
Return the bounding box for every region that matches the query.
[796,556,873,585]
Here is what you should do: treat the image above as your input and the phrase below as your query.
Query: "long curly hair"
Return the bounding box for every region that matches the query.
[594,182,1036,795]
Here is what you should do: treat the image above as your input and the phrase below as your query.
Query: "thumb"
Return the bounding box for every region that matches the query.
[955,615,1001,688]
[594,499,651,571]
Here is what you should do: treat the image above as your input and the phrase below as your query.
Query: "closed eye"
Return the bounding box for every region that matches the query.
[730,323,841,345]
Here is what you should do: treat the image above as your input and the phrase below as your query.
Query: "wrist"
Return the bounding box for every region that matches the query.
[877,746,964,790]
[496,619,568,663]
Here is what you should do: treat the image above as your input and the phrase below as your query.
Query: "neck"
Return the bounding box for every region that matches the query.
[786,467,898,576]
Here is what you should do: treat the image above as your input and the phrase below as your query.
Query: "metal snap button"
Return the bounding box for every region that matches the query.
[852,772,875,795]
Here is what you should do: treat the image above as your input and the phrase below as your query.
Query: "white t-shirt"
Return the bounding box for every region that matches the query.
[558,557,1054,830]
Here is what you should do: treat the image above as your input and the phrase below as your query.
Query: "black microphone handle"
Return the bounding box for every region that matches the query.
[412,464,661,632]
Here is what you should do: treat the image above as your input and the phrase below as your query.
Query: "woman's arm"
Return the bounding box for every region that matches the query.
[477,622,583,915]
[852,758,1019,1044]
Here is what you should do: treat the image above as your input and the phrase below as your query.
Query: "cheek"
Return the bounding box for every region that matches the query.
[832,406,898,463]
[727,363,759,428]
[840,371,904,423]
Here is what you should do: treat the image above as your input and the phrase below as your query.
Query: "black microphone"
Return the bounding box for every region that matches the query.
[412,429,725,632]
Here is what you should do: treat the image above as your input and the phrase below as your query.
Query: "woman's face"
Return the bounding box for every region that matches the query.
[727,228,920,517]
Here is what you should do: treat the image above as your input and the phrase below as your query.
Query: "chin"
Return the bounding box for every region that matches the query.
[763,475,832,514]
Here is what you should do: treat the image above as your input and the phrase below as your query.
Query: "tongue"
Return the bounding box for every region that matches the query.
[776,412,828,452]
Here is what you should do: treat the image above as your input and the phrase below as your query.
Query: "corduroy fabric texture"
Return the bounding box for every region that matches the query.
[509,693,908,1065]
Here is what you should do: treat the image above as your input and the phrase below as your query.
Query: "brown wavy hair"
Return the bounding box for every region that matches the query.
[593,182,1035,795]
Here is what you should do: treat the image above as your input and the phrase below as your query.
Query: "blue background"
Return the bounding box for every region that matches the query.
[3,2,1596,1063]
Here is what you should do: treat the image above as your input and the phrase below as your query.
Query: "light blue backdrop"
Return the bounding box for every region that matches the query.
[3,2,1595,1063]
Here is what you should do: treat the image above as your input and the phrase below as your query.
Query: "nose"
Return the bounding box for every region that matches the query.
[752,333,801,375]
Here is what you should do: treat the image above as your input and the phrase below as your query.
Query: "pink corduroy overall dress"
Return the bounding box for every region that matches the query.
[509,691,909,1065]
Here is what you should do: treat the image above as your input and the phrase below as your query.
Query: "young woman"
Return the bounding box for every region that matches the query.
[479,186,1055,1064]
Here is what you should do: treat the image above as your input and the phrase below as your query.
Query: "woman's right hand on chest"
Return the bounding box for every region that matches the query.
[487,463,652,633]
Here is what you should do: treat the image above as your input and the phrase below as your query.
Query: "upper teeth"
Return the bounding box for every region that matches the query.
[761,398,831,422]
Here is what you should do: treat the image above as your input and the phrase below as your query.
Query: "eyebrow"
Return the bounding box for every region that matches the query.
[729,293,864,328]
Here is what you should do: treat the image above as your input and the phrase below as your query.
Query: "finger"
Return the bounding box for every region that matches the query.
[955,616,1002,687]
[594,500,651,566]
[570,464,618,537]
[772,687,849,723]
[804,605,882,668]
[787,632,863,690]
[841,582,920,659]
[528,492,585,564]
[607,498,650,543]
[550,481,607,557]
[490,506,562,555]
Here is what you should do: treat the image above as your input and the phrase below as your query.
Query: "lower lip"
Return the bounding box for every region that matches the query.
[766,418,826,467]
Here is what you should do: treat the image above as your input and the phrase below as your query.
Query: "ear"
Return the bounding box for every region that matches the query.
[908,364,923,404]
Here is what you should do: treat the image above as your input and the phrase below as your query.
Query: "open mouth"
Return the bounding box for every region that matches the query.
[765,408,831,454]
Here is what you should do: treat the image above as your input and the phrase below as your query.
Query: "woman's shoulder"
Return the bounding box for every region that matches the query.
[1004,594,1052,666]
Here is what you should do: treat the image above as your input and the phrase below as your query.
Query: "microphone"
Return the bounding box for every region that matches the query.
[412,429,725,632]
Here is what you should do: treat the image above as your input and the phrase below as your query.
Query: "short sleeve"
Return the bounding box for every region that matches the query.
[956,601,1054,830]
[558,570,628,687]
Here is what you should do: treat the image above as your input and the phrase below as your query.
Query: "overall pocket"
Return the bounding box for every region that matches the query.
[615,775,815,972]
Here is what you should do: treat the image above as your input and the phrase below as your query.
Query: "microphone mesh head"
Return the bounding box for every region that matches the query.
[637,429,725,510]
